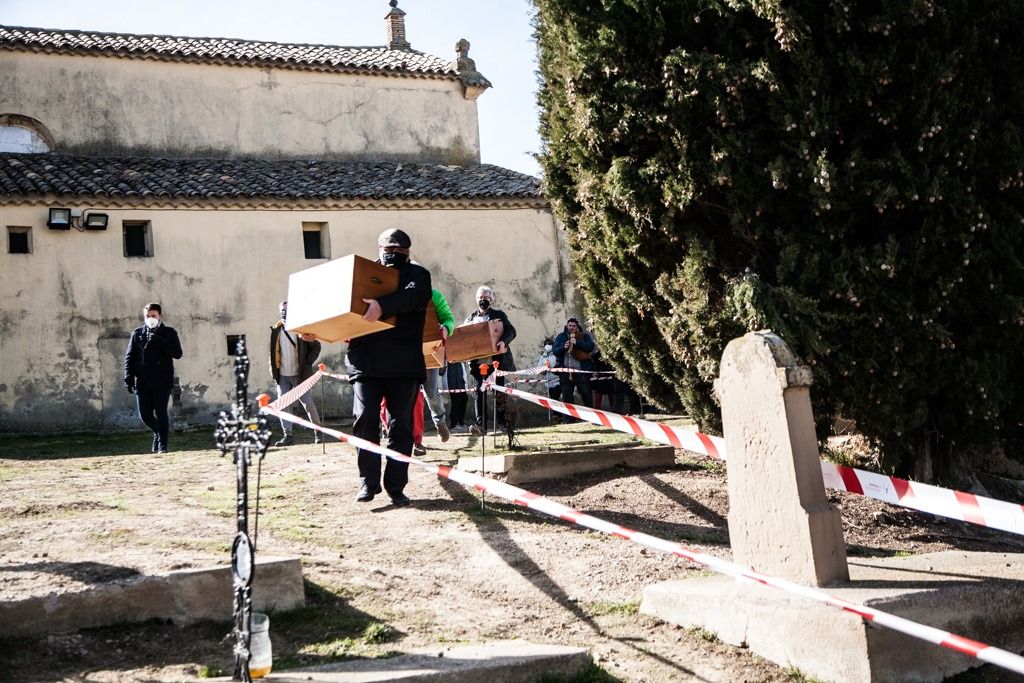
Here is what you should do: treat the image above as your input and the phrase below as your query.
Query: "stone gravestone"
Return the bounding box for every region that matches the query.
[715,330,847,586]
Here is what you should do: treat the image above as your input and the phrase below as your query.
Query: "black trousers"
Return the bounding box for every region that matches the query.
[136,383,172,450]
[469,370,506,427]
[559,373,592,408]
[352,377,418,495]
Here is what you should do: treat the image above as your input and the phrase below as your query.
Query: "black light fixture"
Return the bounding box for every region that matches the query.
[83,212,109,230]
[47,207,72,230]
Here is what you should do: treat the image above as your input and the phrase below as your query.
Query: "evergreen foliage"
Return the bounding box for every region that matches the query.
[534,0,1024,473]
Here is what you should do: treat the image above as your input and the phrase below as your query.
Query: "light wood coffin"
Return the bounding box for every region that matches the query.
[446,320,504,363]
[422,301,445,369]
[285,254,398,343]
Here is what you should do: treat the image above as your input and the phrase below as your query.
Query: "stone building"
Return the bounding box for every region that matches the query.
[0,5,573,431]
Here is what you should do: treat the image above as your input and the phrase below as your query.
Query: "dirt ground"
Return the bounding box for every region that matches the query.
[2,419,1023,683]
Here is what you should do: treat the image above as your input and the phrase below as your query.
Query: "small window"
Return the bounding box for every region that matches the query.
[302,222,330,259]
[7,226,31,254]
[123,221,153,257]
[226,334,246,356]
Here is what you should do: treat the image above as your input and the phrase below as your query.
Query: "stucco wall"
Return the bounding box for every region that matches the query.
[0,204,577,431]
[0,52,480,163]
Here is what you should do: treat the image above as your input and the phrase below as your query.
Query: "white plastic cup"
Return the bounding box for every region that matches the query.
[249,612,273,679]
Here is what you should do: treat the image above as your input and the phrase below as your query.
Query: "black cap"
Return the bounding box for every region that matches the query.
[378,228,411,248]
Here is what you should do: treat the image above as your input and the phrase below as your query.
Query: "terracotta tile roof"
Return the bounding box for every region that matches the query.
[0,153,542,205]
[0,24,458,80]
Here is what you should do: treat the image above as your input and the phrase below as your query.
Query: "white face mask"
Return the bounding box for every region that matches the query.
[544,344,553,352]
[144,316,160,329]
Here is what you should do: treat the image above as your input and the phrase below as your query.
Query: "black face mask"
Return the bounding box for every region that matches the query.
[381,252,408,267]
[478,299,491,310]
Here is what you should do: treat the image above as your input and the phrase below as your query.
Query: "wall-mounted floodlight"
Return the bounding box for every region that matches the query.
[47,207,72,230]
[83,212,109,230]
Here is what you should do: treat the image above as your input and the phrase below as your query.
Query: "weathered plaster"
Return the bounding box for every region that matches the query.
[0,205,569,431]
[0,52,480,163]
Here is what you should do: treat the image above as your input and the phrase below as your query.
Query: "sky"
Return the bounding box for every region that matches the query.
[0,0,544,176]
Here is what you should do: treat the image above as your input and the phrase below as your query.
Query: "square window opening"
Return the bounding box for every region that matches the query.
[226,334,246,356]
[302,222,330,259]
[123,221,153,257]
[7,226,31,254]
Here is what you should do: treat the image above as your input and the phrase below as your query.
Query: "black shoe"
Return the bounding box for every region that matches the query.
[356,485,381,502]
[313,432,322,445]
[389,492,412,506]
[275,435,294,447]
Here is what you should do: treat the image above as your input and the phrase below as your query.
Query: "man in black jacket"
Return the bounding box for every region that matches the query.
[465,286,516,435]
[346,228,431,506]
[270,300,322,447]
[124,302,183,453]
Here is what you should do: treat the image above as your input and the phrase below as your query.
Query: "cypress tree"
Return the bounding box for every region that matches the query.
[534,0,1024,475]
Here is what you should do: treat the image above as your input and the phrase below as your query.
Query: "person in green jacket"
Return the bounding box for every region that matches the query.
[417,288,455,452]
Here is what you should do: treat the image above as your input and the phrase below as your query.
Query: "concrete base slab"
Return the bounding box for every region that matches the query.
[641,551,1024,682]
[458,444,675,485]
[0,557,304,637]
[218,640,591,682]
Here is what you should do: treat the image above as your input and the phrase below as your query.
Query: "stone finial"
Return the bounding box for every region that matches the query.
[452,38,492,101]
[386,0,411,51]
[714,330,848,586]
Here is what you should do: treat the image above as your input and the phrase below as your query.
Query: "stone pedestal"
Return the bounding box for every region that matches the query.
[715,330,847,586]
[641,551,1024,682]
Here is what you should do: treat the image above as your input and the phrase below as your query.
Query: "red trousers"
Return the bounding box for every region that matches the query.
[382,391,425,445]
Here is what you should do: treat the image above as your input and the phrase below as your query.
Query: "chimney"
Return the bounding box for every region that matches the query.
[386,0,410,51]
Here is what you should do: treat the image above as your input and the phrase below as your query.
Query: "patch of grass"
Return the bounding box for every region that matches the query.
[784,665,826,682]
[539,662,621,683]
[196,664,226,678]
[361,622,395,644]
[676,454,725,474]
[821,445,860,468]
[688,626,719,643]
[0,429,219,460]
[268,580,400,671]
[584,601,639,617]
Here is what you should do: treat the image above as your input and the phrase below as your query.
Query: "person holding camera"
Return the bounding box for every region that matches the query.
[552,317,595,408]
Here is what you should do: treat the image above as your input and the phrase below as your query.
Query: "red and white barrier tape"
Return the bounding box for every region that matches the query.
[495,365,616,377]
[321,370,350,382]
[489,382,1024,537]
[487,381,727,461]
[259,399,1024,677]
[313,369,1024,536]
[822,462,1024,536]
[268,368,325,412]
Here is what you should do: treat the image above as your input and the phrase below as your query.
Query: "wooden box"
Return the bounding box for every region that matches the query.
[285,254,398,343]
[423,301,442,343]
[422,301,445,369]
[423,340,445,369]
[446,320,504,363]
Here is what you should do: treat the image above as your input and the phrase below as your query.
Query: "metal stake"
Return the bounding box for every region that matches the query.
[215,338,271,683]
[320,373,326,454]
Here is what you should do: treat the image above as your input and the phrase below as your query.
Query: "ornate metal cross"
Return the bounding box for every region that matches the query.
[214,337,271,682]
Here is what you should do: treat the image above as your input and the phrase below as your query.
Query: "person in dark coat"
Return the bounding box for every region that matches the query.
[552,317,595,408]
[464,285,516,435]
[269,300,322,447]
[346,228,431,506]
[123,302,183,453]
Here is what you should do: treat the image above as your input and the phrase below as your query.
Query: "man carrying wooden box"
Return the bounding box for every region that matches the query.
[346,228,432,506]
